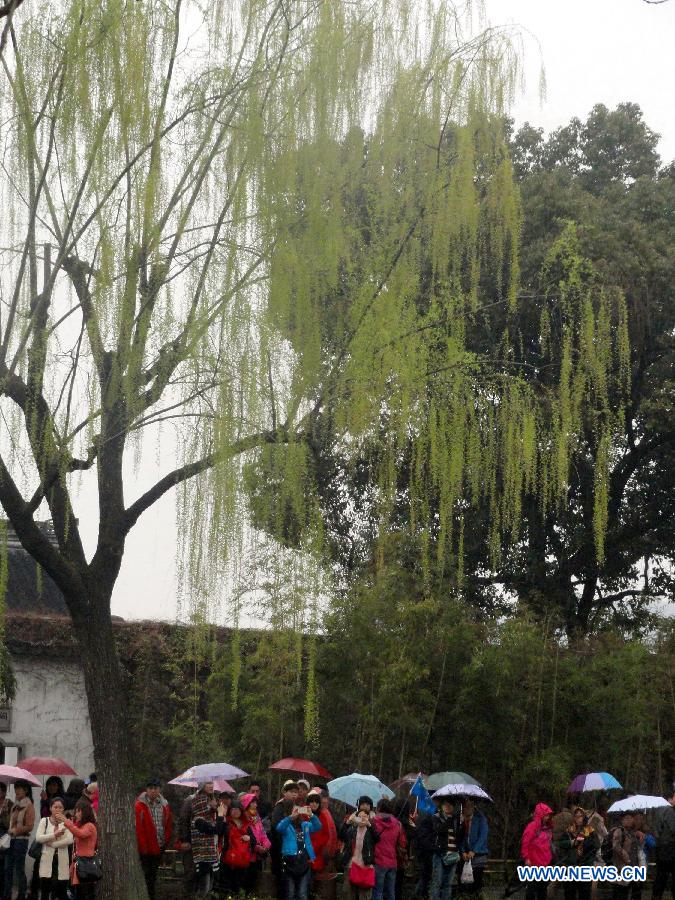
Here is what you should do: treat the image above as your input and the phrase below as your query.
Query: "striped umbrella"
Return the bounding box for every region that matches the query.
[567,772,622,793]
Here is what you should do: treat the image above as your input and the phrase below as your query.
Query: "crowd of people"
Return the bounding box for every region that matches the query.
[0,774,99,900]
[143,777,675,900]
[1,773,674,900]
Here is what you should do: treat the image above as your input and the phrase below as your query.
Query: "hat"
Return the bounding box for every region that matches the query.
[283,779,299,791]
[297,778,311,790]
[307,790,322,802]
[146,778,161,788]
[241,793,257,810]
[357,796,373,809]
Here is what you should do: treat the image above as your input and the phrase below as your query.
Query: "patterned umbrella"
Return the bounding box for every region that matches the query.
[567,772,622,793]
[432,783,493,802]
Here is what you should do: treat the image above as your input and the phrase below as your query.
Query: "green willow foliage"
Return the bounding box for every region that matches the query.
[0,0,631,731]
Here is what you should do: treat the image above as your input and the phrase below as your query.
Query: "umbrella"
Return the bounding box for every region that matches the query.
[427,771,480,791]
[390,772,425,793]
[269,758,333,780]
[432,783,493,802]
[0,765,41,788]
[168,775,235,794]
[19,757,77,777]
[326,773,394,808]
[172,762,248,782]
[608,795,670,813]
[567,772,622,793]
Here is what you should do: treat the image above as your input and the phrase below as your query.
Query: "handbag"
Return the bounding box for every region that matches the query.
[461,859,474,884]
[76,853,103,882]
[0,832,10,851]
[442,850,460,867]
[349,861,376,889]
[28,820,48,862]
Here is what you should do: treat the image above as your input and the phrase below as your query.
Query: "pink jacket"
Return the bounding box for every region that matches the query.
[521,803,553,866]
[374,813,406,869]
[241,793,271,859]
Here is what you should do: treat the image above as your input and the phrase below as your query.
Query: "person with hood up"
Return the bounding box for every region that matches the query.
[220,800,256,895]
[135,778,174,900]
[557,807,599,900]
[341,798,381,900]
[520,803,553,900]
[277,801,322,900]
[373,799,406,900]
[242,792,271,894]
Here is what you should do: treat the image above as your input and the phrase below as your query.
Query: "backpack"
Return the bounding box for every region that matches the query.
[601,826,622,864]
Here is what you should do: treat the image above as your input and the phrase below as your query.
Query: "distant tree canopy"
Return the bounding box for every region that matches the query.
[245,102,673,637]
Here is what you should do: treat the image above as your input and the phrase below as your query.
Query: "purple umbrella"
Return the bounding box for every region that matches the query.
[173,762,248,783]
[567,772,622,793]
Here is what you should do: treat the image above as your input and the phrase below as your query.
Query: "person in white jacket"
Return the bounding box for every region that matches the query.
[35,797,73,900]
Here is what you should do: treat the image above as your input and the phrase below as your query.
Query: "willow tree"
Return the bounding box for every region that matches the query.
[0,0,590,894]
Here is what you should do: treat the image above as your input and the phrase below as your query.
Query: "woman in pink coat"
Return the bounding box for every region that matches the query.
[520,803,554,900]
[242,792,271,893]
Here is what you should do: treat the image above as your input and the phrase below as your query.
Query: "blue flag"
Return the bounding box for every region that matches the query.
[410,775,436,815]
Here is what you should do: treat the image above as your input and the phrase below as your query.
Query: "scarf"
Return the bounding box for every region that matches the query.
[190,793,218,866]
[352,823,369,867]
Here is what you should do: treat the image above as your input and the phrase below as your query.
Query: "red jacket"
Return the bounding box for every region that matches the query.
[135,793,174,856]
[374,813,406,869]
[521,803,553,866]
[223,818,254,869]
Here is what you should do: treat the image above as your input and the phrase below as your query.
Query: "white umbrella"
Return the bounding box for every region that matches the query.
[608,795,670,813]
[432,783,493,802]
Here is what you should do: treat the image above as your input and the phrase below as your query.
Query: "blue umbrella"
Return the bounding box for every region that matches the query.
[327,773,394,808]
[173,762,249,782]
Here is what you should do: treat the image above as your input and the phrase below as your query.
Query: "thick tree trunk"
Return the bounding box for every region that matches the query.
[70,591,149,900]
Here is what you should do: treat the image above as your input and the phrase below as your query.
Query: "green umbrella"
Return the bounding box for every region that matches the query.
[426,771,481,791]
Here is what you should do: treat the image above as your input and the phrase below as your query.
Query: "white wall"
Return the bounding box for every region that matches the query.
[3,656,95,779]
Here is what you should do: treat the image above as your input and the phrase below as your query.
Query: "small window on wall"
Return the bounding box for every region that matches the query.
[1,745,21,766]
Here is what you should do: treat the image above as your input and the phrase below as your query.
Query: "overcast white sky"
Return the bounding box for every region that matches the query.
[95,0,675,621]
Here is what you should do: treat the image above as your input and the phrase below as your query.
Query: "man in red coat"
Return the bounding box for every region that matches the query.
[135,778,174,900]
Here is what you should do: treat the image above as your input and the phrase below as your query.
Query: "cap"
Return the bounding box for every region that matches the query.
[297,779,311,790]
[283,779,299,791]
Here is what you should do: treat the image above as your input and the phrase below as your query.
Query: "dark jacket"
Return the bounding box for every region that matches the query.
[178,793,197,844]
[417,811,459,857]
[340,819,380,867]
[655,804,675,863]
[557,828,600,866]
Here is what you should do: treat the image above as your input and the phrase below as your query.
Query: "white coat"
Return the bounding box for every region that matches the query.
[35,815,74,881]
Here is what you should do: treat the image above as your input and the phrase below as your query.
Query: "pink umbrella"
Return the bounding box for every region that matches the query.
[0,764,41,787]
[19,757,77,777]
[168,776,235,794]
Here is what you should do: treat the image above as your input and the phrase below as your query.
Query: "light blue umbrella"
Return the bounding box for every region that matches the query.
[327,773,394,808]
